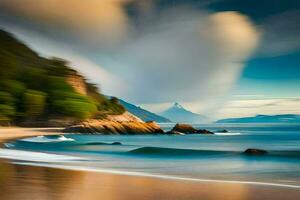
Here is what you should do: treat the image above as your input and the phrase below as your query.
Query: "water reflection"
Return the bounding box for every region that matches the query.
[0,160,299,200]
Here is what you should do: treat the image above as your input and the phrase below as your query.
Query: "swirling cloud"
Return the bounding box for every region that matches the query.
[0,1,260,115]
[0,0,130,45]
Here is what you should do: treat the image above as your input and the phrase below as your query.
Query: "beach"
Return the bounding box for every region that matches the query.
[0,127,64,143]
[0,126,299,200]
[0,160,299,200]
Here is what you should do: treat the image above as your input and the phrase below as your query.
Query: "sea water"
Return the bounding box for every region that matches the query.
[2,123,300,186]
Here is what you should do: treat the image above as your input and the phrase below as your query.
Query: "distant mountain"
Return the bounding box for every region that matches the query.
[118,99,171,123]
[160,102,208,123]
[216,114,300,123]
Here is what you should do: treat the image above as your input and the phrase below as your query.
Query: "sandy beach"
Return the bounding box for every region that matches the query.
[0,128,299,200]
[0,127,64,143]
[0,161,299,200]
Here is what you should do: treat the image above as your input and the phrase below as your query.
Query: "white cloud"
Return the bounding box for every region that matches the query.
[111,10,260,106]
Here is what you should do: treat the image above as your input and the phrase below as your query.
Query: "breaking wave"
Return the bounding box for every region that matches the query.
[19,135,75,143]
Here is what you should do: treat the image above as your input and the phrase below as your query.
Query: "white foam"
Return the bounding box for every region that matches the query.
[57,135,75,141]
[19,135,74,143]
[0,148,81,162]
[13,161,300,189]
[4,143,15,148]
[215,132,241,136]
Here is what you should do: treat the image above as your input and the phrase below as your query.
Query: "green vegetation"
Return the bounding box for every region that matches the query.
[23,90,47,118]
[0,29,125,124]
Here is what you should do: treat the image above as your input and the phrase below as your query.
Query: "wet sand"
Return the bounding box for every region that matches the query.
[0,128,299,200]
[0,127,64,143]
[0,160,299,200]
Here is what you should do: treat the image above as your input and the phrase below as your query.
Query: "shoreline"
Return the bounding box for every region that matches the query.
[15,161,300,189]
[0,127,299,200]
[1,161,299,200]
[0,127,65,143]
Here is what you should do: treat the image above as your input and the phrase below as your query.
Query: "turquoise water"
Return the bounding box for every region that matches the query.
[4,123,300,186]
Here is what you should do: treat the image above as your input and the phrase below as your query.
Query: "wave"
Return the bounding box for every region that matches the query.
[0,148,82,162]
[82,142,122,146]
[19,135,75,143]
[214,132,241,136]
[128,147,300,158]
[128,147,234,157]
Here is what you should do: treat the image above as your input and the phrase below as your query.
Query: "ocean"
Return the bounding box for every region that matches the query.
[2,123,300,187]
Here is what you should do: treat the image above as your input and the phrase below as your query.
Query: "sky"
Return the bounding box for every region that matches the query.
[0,0,299,119]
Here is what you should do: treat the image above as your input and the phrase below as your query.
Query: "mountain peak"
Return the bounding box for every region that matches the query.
[173,102,184,109]
[161,102,208,123]
[118,99,171,123]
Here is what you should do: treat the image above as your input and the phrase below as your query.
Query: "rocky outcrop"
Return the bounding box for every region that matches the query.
[243,148,268,155]
[171,123,214,134]
[63,111,164,135]
[66,74,87,95]
[63,120,164,134]
[165,130,186,135]
[63,115,216,135]
[197,129,214,134]
[171,123,198,134]
[106,111,143,122]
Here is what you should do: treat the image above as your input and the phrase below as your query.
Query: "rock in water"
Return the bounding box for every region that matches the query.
[170,123,214,134]
[197,129,214,134]
[171,123,198,134]
[165,130,186,135]
[216,129,228,133]
[244,148,268,155]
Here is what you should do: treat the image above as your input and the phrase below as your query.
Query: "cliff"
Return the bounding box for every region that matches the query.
[105,111,143,122]
[66,74,87,95]
[63,121,163,135]
[63,112,164,134]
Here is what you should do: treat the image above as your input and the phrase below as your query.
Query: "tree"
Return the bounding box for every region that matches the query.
[0,91,15,106]
[110,97,119,104]
[53,99,97,119]
[0,104,16,123]
[0,80,26,97]
[23,90,47,118]
[0,49,18,79]
[0,29,128,124]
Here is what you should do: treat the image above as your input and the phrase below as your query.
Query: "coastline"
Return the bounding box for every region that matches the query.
[0,127,299,200]
[0,127,64,143]
[0,161,299,200]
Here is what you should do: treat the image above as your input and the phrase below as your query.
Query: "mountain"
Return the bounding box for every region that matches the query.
[118,99,171,123]
[0,29,125,124]
[216,114,300,123]
[160,102,208,123]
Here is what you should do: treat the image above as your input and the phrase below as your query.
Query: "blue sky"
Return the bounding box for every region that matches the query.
[0,0,299,119]
[237,51,300,97]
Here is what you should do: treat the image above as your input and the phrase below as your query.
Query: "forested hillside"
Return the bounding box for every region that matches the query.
[0,30,125,125]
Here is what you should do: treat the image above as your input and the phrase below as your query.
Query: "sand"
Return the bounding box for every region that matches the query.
[0,127,299,200]
[0,161,299,200]
[0,127,64,142]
